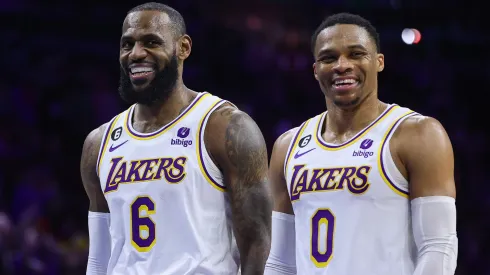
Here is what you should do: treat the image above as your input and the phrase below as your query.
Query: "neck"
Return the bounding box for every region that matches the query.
[133,79,196,130]
[324,91,386,135]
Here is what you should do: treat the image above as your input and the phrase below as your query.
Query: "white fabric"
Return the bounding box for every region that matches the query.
[87,211,111,275]
[283,105,417,274]
[97,93,239,274]
[264,211,297,275]
[412,196,458,275]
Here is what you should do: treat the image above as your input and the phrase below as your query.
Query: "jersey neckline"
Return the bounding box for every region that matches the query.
[314,104,398,151]
[124,92,209,140]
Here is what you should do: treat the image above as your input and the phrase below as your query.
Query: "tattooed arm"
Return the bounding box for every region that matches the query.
[206,104,272,275]
[81,124,111,274]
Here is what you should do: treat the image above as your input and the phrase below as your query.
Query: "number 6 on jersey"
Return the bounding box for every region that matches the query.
[131,196,156,252]
[311,208,335,267]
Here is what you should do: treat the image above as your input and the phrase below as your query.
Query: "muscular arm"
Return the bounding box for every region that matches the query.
[269,130,296,215]
[392,116,457,275]
[396,117,456,199]
[206,105,272,275]
[81,124,111,275]
[264,130,297,274]
[81,124,110,213]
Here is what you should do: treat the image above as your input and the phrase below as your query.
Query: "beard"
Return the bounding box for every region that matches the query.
[118,53,179,106]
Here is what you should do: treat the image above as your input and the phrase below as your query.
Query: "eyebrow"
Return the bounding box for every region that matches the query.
[317,44,369,56]
[347,44,368,51]
[120,33,164,43]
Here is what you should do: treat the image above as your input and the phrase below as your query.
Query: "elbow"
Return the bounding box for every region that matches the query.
[233,186,273,270]
[416,234,458,259]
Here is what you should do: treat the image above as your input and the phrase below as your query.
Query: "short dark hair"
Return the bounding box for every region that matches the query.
[311,12,380,54]
[128,2,186,37]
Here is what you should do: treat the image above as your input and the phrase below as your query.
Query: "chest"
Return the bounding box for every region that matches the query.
[286,134,395,206]
[99,119,203,198]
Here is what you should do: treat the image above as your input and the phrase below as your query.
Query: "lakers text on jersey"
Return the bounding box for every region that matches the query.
[284,104,420,275]
[96,92,239,275]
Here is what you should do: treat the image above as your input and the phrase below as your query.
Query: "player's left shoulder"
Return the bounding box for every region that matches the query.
[204,102,266,166]
[206,103,261,135]
[396,115,450,142]
[206,102,240,132]
[393,114,453,159]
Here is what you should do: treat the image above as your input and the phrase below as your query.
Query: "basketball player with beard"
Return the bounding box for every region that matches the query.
[81,3,271,275]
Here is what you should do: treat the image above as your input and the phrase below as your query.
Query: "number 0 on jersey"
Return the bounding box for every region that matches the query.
[311,208,335,267]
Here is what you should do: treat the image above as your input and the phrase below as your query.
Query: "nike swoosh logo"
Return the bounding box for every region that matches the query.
[109,140,128,152]
[294,148,316,159]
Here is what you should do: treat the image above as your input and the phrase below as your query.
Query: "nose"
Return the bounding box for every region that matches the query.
[333,55,354,74]
[129,42,147,61]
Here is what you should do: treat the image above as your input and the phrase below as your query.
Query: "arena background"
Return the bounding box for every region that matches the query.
[0,0,487,274]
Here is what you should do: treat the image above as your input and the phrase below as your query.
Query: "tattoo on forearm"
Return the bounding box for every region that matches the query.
[222,109,272,273]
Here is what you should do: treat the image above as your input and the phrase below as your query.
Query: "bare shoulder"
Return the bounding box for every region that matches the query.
[205,103,267,170]
[206,102,240,132]
[393,115,455,198]
[206,102,262,133]
[391,115,454,179]
[273,127,298,154]
[396,115,447,136]
[81,123,110,166]
[85,123,110,149]
[81,122,111,212]
[269,127,299,176]
[393,115,452,151]
[268,127,299,214]
[269,127,300,172]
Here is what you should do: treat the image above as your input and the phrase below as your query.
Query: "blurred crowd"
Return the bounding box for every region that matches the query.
[1,0,488,274]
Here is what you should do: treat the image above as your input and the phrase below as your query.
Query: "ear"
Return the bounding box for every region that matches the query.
[177,34,192,61]
[313,62,319,80]
[376,53,384,72]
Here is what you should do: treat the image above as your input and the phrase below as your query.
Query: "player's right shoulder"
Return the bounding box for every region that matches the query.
[81,123,112,212]
[84,123,110,154]
[270,127,300,174]
[83,107,129,154]
[81,122,113,174]
[273,127,299,154]
[269,127,299,214]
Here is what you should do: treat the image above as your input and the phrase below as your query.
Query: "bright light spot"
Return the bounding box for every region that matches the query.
[401,28,422,45]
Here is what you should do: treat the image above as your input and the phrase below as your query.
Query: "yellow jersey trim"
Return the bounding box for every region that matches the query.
[196,98,227,192]
[284,119,311,179]
[97,114,121,176]
[124,93,211,140]
[315,105,399,151]
[377,110,418,198]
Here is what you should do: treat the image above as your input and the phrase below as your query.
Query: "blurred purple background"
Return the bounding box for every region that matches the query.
[0,0,487,274]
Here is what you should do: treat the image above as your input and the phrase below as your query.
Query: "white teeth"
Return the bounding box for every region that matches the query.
[334,79,357,85]
[131,67,154,74]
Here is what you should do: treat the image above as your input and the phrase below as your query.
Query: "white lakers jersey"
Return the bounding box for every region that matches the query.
[96,92,239,275]
[284,104,420,275]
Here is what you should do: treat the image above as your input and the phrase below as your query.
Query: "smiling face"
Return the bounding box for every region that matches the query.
[313,24,384,107]
[118,10,180,106]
